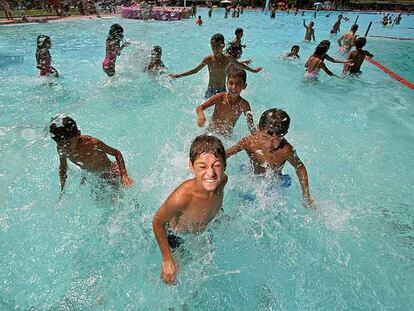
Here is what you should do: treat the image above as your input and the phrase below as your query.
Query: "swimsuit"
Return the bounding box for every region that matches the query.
[205,86,226,99]
[101,161,120,180]
[166,225,184,251]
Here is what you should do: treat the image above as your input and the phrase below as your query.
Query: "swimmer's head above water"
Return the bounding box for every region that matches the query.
[235,27,244,38]
[258,109,290,137]
[49,115,80,144]
[37,35,51,49]
[190,134,226,168]
[354,37,367,49]
[108,23,124,39]
[210,33,225,55]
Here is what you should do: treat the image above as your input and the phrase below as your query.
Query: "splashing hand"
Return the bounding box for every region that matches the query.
[121,175,134,187]
[161,260,177,285]
[197,116,206,127]
[254,67,263,73]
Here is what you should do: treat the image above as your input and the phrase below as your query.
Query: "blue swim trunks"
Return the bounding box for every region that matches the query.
[205,87,226,99]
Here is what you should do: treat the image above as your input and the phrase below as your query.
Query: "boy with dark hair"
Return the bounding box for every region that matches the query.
[152,135,228,285]
[226,28,246,59]
[303,20,316,42]
[196,67,254,136]
[170,33,262,98]
[146,46,166,73]
[285,45,300,59]
[226,109,313,206]
[49,115,134,196]
[330,14,343,34]
[343,37,373,75]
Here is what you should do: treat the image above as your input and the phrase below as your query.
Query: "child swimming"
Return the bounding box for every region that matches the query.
[226,109,314,206]
[36,35,59,77]
[49,115,134,196]
[196,15,203,25]
[196,67,254,137]
[303,20,316,42]
[342,37,373,76]
[226,28,246,60]
[152,135,228,285]
[170,33,262,99]
[146,46,167,73]
[284,45,300,59]
[102,24,130,77]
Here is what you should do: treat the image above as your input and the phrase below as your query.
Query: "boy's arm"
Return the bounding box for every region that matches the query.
[312,31,316,42]
[286,145,314,207]
[320,62,335,77]
[58,147,68,194]
[337,35,343,47]
[303,20,307,28]
[325,54,351,64]
[225,139,245,158]
[95,140,134,186]
[196,94,222,127]
[169,57,208,78]
[242,102,255,133]
[229,57,262,73]
[365,50,374,58]
[152,189,189,285]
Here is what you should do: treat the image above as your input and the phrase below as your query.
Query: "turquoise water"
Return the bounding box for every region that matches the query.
[1,9,414,310]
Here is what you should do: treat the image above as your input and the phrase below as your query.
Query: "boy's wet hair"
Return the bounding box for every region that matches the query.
[227,66,247,84]
[151,46,162,55]
[37,35,51,48]
[235,28,243,35]
[49,115,79,143]
[355,37,367,49]
[211,33,225,45]
[109,23,124,37]
[351,24,359,32]
[189,135,226,167]
[258,109,290,136]
[291,45,300,51]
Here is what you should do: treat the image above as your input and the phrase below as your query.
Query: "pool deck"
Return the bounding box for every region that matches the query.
[0,13,117,26]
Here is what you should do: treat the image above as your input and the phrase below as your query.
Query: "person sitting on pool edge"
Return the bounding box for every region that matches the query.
[225,108,314,207]
[196,67,254,137]
[49,115,134,197]
[342,37,373,76]
[152,135,228,285]
[169,33,262,98]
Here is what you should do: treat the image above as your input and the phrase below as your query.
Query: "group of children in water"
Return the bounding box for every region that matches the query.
[39,12,377,284]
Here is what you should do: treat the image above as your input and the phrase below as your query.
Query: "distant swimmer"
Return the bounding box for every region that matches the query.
[284,45,300,59]
[226,27,246,59]
[146,46,167,74]
[196,15,203,25]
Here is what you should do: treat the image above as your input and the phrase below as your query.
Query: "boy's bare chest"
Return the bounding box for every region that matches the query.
[181,193,224,224]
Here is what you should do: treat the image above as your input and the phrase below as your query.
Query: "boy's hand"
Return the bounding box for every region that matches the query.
[197,115,206,127]
[121,175,134,187]
[122,41,131,48]
[161,259,177,285]
[303,195,315,208]
[254,67,262,73]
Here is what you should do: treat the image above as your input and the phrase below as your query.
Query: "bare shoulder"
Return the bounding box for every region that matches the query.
[281,139,296,157]
[239,97,251,111]
[203,54,213,64]
[80,135,101,146]
[167,179,195,208]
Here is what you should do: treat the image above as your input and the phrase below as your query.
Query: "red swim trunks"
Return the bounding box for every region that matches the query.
[101,162,120,180]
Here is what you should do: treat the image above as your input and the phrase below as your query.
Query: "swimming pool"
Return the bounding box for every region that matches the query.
[1,9,413,310]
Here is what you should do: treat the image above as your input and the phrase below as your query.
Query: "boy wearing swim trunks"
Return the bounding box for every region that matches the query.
[49,115,134,196]
[152,135,228,285]
[170,33,262,98]
[342,37,373,75]
[226,109,314,206]
[196,67,254,137]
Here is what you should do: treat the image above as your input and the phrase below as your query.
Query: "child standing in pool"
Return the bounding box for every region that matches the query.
[36,35,59,77]
[226,28,246,59]
[170,33,262,98]
[152,135,228,285]
[337,24,358,53]
[330,14,343,34]
[102,24,130,77]
[146,46,167,73]
[49,115,134,196]
[226,109,314,206]
[303,20,315,42]
[196,15,203,25]
[196,67,254,137]
[342,37,373,75]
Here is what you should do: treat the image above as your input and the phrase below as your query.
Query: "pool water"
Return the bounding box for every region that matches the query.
[1,9,413,310]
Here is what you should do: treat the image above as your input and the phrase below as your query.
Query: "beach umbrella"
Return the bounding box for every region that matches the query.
[313,2,323,5]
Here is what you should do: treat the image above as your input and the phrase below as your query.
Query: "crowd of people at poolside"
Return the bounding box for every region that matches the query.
[28,5,408,285]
